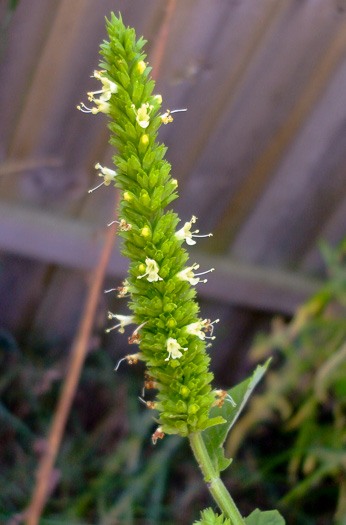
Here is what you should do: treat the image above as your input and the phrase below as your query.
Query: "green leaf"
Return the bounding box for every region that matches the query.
[244,509,285,524]
[203,359,271,473]
[199,416,226,431]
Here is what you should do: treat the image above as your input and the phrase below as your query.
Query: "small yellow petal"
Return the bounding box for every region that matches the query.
[140,134,149,146]
[141,226,150,237]
[137,60,146,74]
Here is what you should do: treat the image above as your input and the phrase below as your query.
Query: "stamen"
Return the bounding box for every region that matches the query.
[194,268,215,277]
[114,356,128,371]
[104,288,117,293]
[87,89,104,100]
[138,397,156,409]
[128,321,148,344]
[203,318,220,336]
[105,323,121,333]
[107,219,132,230]
[225,394,237,408]
[209,319,219,335]
[133,321,148,334]
[142,373,157,396]
[114,353,141,371]
[116,284,130,298]
[170,108,187,114]
[214,390,237,408]
[138,396,147,406]
[77,102,94,113]
[88,181,105,193]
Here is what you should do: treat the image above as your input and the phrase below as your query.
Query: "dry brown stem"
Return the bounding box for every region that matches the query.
[25,194,120,525]
[150,0,178,78]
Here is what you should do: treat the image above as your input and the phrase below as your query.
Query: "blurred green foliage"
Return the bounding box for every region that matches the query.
[227,240,346,524]
[0,338,181,524]
[1,241,344,525]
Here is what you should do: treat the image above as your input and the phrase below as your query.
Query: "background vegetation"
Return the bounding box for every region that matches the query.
[1,241,344,525]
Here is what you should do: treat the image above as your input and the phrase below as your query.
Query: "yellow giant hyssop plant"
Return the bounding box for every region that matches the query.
[78,13,285,525]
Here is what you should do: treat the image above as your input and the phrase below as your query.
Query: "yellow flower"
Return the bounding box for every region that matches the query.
[88,163,117,193]
[78,71,117,115]
[175,216,212,245]
[161,110,174,125]
[160,108,187,124]
[89,70,118,101]
[177,264,214,286]
[165,338,188,361]
[95,163,117,185]
[77,97,110,115]
[137,258,163,282]
[106,314,135,333]
[132,103,150,128]
[137,60,146,74]
[184,320,217,341]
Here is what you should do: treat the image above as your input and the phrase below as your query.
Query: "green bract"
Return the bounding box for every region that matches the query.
[84,13,224,437]
[194,508,231,525]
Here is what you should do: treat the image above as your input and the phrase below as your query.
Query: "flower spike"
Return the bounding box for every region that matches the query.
[80,15,274,523]
[83,14,219,438]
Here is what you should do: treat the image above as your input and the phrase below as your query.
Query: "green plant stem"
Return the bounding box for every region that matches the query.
[189,432,245,525]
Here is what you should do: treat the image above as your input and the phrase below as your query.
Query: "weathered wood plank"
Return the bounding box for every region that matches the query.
[0,0,344,342]
[0,0,61,155]
[213,6,346,250]
[0,0,169,211]
[0,203,322,314]
[0,253,48,334]
[157,0,288,186]
[302,195,346,274]
[232,54,346,267]
[193,251,321,315]
[32,268,89,344]
[173,0,344,239]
